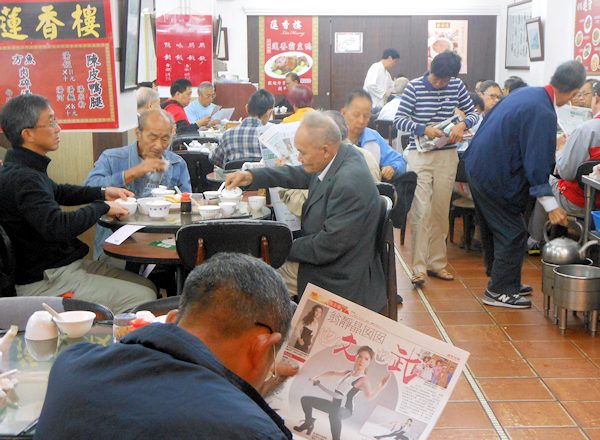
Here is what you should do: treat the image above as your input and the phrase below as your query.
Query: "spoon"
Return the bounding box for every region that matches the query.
[174,186,182,194]
[217,181,226,193]
[42,302,63,322]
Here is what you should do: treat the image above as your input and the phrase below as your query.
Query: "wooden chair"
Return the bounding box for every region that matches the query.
[174,150,219,193]
[449,159,477,249]
[175,220,293,271]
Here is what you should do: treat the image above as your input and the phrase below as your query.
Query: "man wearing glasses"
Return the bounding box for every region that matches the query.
[0,94,157,313]
[184,81,221,128]
[36,253,295,440]
[572,78,598,109]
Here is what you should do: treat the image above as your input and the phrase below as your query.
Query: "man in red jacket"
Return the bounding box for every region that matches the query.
[160,78,203,134]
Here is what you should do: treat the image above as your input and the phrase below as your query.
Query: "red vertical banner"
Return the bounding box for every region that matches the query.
[155,14,212,86]
[574,0,600,74]
[259,16,318,96]
[0,0,118,129]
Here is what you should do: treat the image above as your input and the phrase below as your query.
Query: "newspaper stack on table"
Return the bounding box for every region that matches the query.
[270,284,470,440]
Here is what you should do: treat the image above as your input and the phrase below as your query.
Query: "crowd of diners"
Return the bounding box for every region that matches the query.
[0,47,590,437]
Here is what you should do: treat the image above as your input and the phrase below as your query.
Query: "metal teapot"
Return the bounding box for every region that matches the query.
[542,220,599,265]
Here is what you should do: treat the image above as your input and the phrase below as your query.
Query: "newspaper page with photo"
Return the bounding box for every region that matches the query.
[557,104,592,135]
[269,284,470,440]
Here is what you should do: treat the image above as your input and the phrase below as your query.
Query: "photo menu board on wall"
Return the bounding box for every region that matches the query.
[0,0,119,129]
[574,0,600,74]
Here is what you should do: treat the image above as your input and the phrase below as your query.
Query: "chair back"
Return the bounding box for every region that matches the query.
[0,297,113,331]
[456,159,469,183]
[171,135,216,151]
[376,195,397,320]
[376,182,397,206]
[576,160,600,189]
[391,171,418,235]
[176,220,293,270]
[175,150,219,193]
[0,224,16,297]
[373,120,398,146]
[131,296,180,316]
[223,159,248,171]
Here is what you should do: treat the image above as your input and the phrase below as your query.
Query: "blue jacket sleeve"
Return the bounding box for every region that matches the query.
[379,142,407,174]
[84,152,126,188]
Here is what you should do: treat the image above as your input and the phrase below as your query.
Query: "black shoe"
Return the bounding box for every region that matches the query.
[519,284,532,296]
[482,289,531,309]
[293,418,315,435]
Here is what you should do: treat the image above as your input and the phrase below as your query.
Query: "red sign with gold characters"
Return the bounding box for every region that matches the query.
[574,0,600,74]
[0,0,118,129]
[259,16,318,96]
[155,14,213,86]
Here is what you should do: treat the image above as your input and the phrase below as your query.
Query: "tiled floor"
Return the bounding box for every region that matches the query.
[393,229,600,439]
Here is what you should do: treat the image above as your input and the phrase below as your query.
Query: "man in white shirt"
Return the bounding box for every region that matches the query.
[363,48,400,111]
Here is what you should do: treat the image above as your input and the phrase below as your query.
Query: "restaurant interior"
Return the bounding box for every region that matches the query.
[1,0,600,439]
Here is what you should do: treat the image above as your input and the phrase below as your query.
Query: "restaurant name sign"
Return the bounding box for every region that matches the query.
[259,16,318,96]
[0,0,119,129]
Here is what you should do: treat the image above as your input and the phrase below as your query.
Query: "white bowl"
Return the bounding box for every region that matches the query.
[151,188,176,197]
[203,191,220,200]
[53,310,96,338]
[221,187,242,198]
[25,311,58,341]
[219,202,237,217]
[145,200,171,218]
[248,195,266,212]
[116,197,138,215]
[137,197,161,215]
[198,205,221,219]
[219,194,242,205]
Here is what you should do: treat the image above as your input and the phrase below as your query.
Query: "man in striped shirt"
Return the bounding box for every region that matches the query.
[394,51,478,287]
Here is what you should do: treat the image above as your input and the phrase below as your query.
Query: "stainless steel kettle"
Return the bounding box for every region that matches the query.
[542,220,599,265]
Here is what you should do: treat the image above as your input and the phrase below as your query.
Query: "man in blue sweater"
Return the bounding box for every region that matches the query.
[465,61,586,308]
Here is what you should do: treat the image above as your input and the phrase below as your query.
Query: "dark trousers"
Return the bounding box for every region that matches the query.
[469,179,527,295]
[300,396,350,440]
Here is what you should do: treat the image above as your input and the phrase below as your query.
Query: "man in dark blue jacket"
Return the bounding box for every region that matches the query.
[465,61,585,308]
[35,253,295,439]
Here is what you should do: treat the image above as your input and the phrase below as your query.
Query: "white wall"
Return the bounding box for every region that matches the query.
[216,0,505,79]
[495,0,576,87]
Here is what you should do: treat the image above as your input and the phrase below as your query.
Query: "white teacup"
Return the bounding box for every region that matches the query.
[248,195,266,212]
[198,205,221,219]
[219,202,237,217]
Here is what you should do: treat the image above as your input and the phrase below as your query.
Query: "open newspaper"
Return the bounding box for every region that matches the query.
[415,116,473,153]
[270,284,470,440]
[259,122,302,232]
[557,104,592,135]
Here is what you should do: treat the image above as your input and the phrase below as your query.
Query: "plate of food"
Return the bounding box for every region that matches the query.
[576,55,584,63]
[585,15,593,34]
[164,194,181,210]
[265,51,313,79]
[584,42,593,60]
[592,53,599,72]
[594,28,600,46]
[576,30,584,47]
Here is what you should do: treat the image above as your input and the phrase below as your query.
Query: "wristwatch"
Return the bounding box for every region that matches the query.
[101,187,106,200]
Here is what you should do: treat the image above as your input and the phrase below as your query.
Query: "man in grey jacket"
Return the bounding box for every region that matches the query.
[226,111,385,312]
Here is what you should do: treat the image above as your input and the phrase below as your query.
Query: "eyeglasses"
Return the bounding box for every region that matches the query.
[575,92,593,98]
[31,119,59,129]
[484,93,502,100]
[202,93,216,98]
[255,322,278,380]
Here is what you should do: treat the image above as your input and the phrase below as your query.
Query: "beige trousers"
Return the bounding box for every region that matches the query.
[278,261,299,298]
[406,149,459,274]
[16,259,157,314]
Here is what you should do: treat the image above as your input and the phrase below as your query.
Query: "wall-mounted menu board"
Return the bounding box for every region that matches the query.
[574,0,600,74]
[0,0,118,129]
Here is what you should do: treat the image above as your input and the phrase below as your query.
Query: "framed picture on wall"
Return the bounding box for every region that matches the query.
[505,0,532,69]
[526,17,544,61]
[119,0,142,91]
